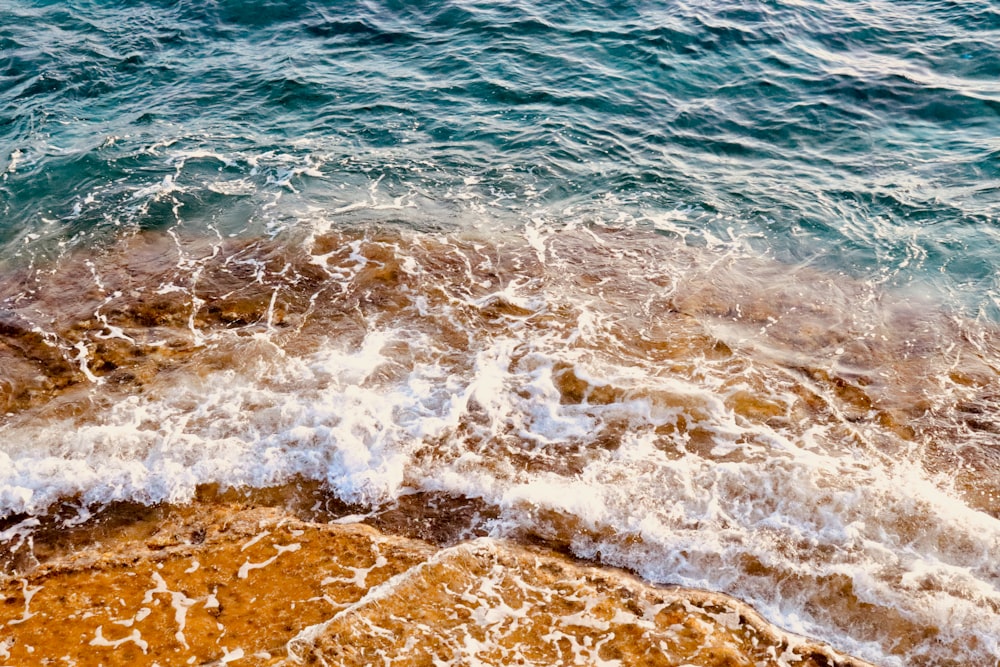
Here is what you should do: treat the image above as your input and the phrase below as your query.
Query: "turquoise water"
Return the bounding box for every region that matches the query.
[3,2,1000,665]
[3,0,998,311]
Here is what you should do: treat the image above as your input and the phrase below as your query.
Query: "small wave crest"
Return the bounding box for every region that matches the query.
[1,221,998,665]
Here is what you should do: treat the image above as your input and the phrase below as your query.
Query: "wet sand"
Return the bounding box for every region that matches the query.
[0,493,873,666]
[2,225,998,665]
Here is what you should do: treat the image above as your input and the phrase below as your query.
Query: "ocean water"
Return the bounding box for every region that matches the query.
[1,0,999,664]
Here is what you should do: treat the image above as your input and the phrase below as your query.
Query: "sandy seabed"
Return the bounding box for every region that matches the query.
[3,225,997,665]
[0,489,873,667]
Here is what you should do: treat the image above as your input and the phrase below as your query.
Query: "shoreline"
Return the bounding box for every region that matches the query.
[2,224,997,664]
[1,492,875,667]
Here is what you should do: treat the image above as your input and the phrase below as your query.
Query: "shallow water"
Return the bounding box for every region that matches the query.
[2,1,1000,665]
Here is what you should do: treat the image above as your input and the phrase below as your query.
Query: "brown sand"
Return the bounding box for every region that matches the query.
[1,226,993,665]
[0,499,872,667]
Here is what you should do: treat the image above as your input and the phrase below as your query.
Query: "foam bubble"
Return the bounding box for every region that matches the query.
[2,222,999,665]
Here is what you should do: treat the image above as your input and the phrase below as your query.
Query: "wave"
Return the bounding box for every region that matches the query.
[1,221,998,665]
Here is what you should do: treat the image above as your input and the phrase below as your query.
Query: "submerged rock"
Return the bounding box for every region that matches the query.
[0,502,871,667]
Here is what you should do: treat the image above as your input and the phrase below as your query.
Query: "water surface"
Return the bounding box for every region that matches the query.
[2,1,1000,664]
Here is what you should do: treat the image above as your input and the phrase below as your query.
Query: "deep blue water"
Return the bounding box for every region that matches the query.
[2,0,998,313]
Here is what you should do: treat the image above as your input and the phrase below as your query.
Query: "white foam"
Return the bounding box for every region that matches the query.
[320,551,387,590]
[0,517,39,554]
[5,149,23,176]
[132,174,182,201]
[240,530,271,552]
[89,626,149,654]
[72,341,104,385]
[142,572,197,648]
[5,580,42,626]
[238,543,301,579]
[220,647,244,663]
[208,179,256,196]
[3,224,1000,666]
